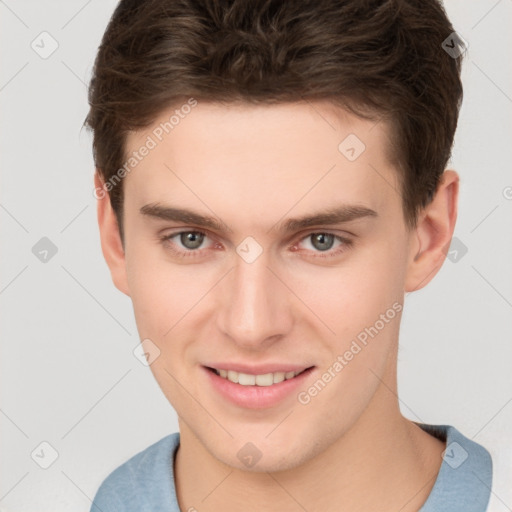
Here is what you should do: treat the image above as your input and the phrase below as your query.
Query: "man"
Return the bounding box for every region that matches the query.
[85,0,492,510]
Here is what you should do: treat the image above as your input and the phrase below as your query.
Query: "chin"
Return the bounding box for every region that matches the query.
[207,433,316,474]
[223,450,305,474]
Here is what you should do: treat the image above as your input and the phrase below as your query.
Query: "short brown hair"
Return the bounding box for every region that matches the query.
[84,0,463,240]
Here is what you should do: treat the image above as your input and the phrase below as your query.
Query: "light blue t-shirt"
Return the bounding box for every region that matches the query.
[90,423,493,511]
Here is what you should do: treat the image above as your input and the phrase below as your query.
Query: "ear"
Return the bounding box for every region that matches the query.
[94,172,130,296]
[405,170,459,292]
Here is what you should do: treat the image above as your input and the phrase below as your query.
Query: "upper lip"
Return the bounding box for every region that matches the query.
[204,363,314,374]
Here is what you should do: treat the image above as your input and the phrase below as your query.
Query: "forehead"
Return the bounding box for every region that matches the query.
[123,100,401,228]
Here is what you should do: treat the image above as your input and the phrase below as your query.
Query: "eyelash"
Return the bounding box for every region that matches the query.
[159,230,353,260]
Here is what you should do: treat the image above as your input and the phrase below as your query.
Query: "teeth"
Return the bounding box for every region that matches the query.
[238,373,256,385]
[216,369,303,386]
[255,373,273,386]
[227,370,239,383]
[273,372,285,384]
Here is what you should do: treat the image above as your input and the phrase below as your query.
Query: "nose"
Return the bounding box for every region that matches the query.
[216,250,294,351]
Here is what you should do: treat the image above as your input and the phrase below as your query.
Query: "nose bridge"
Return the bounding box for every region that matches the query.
[216,248,291,348]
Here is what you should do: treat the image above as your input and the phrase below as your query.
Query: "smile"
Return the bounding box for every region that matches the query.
[203,364,316,408]
[209,367,308,386]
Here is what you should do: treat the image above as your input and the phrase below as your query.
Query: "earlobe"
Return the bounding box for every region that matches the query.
[94,172,131,296]
[405,170,459,292]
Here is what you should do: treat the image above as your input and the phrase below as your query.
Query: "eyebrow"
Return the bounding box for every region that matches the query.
[139,203,378,234]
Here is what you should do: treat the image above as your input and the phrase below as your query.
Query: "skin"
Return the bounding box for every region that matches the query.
[95,100,459,511]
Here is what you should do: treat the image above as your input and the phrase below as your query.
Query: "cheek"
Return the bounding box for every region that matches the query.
[124,261,168,355]
[294,245,406,424]
[125,255,199,404]
[127,259,196,341]
[123,220,203,336]
[297,237,407,344]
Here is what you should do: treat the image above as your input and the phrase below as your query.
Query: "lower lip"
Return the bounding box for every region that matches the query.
[203,366,315,409]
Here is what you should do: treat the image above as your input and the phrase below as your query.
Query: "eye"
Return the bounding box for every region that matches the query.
[293,232,352,258]
[159,230,353,260]
[160,230,215,258]
[302,233,337,252]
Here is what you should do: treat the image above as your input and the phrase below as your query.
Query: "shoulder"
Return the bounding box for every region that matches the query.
[90,432,180,512]
[418,423,493,512]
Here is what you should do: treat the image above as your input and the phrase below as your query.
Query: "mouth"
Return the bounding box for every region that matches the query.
[203,365,316,409]
[205,366,312,386]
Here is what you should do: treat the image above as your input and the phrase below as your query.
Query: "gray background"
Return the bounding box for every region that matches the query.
[0,1,511,510]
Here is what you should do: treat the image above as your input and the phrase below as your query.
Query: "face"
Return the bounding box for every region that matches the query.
[118,100,416,471]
